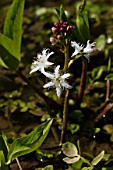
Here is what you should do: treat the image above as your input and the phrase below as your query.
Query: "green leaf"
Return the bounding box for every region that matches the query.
[91,150,105,166]
[7,119,53,164]
[105,74,113,81]
[92,66,104,80]
[56,5,68,21]
[62,142,78,157]
[63,156,80,164]
[3,0,25,53]
[75,5,90,43]
[0,33,19,69]
[0,151,9,170]
[0,132,9,161]
[71,159,83,169]
[0,0,25,70]
[41,165,54,170]
[107,57,111,72]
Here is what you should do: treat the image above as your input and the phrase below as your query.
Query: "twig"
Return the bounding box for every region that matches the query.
[95,102,113,122]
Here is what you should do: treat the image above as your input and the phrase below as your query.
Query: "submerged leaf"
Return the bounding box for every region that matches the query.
[63,156,80,164]
[91,150,105,166]
[62,142,78,157]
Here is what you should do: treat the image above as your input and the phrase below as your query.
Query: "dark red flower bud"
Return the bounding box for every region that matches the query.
[60,27,64,32]
[51,27,58,34]
[60,21,63,25]
[63,22,68,27]
[57,35,63,40]
[54,22,59,28]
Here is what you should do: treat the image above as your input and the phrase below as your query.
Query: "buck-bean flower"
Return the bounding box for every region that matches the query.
[43,65,72,98]
[30,49,54,74]
[71,41,83,56]
[83,40,96,54]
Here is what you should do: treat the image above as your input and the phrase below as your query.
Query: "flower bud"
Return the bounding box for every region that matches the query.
[54,22,59,28]
[57,35,63,40]
[50,37,56,44]
[67,25,72,32]
[63,22,68,27]
[51,27,58,34]
[60,27,64,32]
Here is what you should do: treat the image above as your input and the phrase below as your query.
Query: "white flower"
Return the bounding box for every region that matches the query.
[83,40,96,54]
[43,65,72,98]
[71,41,83,56]
[30,49,54,74]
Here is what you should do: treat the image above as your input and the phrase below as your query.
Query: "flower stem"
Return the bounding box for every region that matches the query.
[77,57,87,107]
[60,89,69,144]
[63,45,69,72]
[60,45,69,144]
[105,80,110,101]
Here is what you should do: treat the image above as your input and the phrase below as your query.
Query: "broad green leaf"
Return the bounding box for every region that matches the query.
[3,0,25,53]
[62,142,78,157]
[0,151,9,170]
[105,74,113,81]
[63,156,80,164]
[0,132,9,161]
[75,2,90,43]
[0,0,25,70]
[7,119,53,164]
[91,150,105,166]
[0,33,19,69]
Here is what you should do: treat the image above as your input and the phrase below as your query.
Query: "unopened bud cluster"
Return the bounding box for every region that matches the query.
[50,21,72,44]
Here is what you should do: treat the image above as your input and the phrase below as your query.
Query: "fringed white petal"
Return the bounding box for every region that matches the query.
[56,87,61,98]
[43,82,54,88]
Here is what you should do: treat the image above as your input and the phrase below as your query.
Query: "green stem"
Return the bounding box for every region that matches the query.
[63,45,69,72]
[60,45,69,144]
[60,89,69,144]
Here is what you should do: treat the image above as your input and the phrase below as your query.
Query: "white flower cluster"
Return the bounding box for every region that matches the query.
[30,40,96,98]
[30,49,72,98]
[71,40,96,60]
